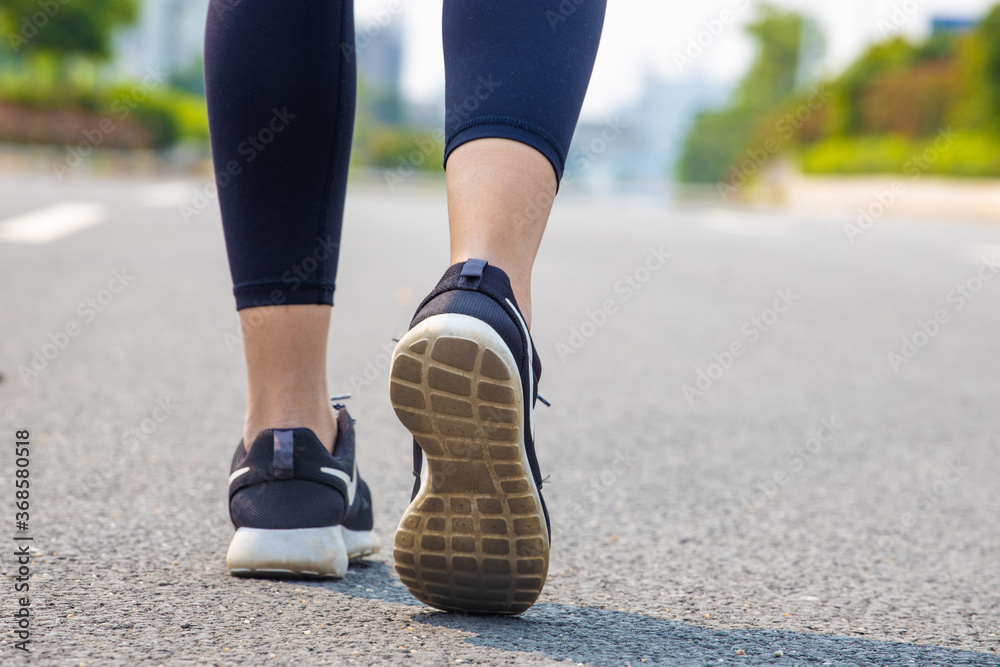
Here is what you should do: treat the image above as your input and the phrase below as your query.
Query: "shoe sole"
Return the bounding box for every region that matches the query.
[390,313,549,614]
[226,526,380,578]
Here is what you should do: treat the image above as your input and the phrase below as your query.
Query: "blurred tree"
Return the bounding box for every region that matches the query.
[829,38,915,136]
[678,4,822,183]
[1,0,137,60]
[684,1,1000,178]
[735,4,819,112]
[978,5,1000,115]
[857,60,957,138]
[955,4,1000,134]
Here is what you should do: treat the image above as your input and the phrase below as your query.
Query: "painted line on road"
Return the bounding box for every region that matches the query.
[965,244,1000,266]
[135,181,197,208]
[0,202,106,244]
[702,211,791,239]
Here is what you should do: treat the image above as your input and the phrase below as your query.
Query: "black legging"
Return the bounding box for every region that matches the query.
[205,0,606,310]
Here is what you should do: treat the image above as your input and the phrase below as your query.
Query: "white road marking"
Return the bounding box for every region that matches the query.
[136,182,197,208]
[965,244,1000,266]
[0,202,106,244]
[702,212,791,238]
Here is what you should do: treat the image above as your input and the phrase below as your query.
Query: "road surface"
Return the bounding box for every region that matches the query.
[1,174,998,665]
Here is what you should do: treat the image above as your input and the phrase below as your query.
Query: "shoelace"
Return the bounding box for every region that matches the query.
[330,394,354,423]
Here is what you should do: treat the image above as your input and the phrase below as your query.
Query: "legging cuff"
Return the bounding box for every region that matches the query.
[444,117,565,184]
[234,281,335,310]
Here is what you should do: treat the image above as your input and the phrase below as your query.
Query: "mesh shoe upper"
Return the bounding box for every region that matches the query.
[228,406,374,531]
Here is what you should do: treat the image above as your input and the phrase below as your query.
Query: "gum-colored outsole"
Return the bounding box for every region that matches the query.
[390,314,549,615]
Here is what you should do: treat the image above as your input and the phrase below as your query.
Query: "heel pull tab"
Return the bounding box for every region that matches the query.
[273,429,295,479]
[458,259,488,289]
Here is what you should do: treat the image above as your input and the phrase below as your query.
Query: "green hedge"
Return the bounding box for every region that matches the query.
[797,133,1000,177]
[104,85,209,147]
[0,58,208,148]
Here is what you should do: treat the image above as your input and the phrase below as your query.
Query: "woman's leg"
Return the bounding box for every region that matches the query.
[386,0,606,614]
[442,0,607,328]
[204,0,356,450]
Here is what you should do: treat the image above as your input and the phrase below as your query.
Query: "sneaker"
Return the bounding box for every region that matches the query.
[389,259,550,614]
[226,404,380,578]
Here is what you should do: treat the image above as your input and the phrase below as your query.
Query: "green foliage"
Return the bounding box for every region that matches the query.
[110,86,209,147]
[792,2,1000,175]
[349,75,441,173]
[979,6,1000,115]
[678,4,822,183]
[351,125,442,172]
[681,1,1000,179]
[798,133,1000,177]
[735,4,820,112]
[0,55,208,148]
[951,6,1000,134]
[0,0,137,60]
[827,36,959,137]
[677,109,754,183]
[797,135,914,174]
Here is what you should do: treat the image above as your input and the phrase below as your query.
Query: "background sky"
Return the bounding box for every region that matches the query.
[353,0,998,120]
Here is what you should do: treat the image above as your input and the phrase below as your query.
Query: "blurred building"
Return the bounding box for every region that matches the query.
[112,1,406,107]
[565,74,728,198]
[356,19,403,97]
[355,17,406,124]
[930,16,978,36]
[115,0,209,81]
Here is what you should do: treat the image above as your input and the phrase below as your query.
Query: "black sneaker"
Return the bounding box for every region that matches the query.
[389,259,550,614]
[226,404,380,578]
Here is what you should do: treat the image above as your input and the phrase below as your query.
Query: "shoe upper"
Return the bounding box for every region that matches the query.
[228,406,374,531]
[408,259,550,538]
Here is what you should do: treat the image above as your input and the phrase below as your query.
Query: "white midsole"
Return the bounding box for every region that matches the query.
[227,525,380,578]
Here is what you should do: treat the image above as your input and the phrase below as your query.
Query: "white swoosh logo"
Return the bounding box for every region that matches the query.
[229,467,250,484]
[506,298,535,441]
[321,462,357,506]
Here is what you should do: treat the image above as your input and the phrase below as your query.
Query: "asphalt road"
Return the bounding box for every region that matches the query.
[1,173,999,665]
